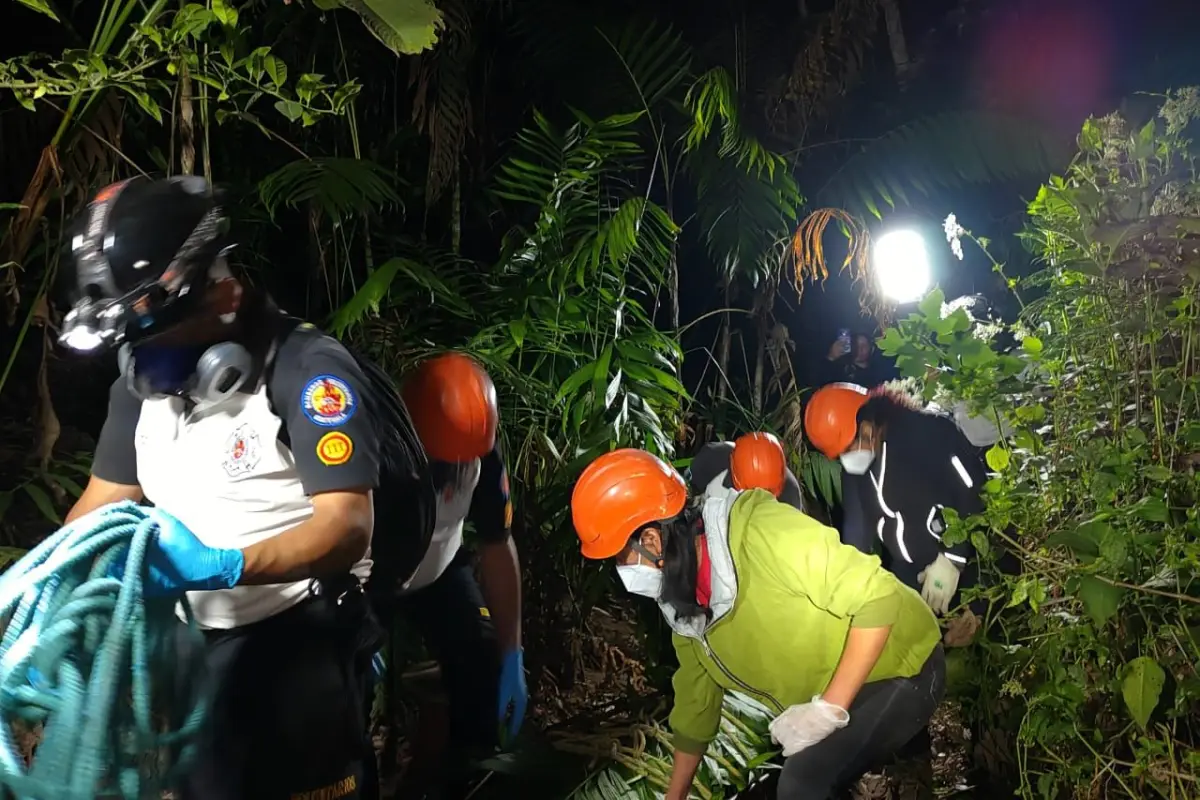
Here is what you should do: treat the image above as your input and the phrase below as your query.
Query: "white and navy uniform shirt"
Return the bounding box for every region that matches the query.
[401,440,513,594]
[686,441,806,513]
[91,324,382,630]
[841,408,983,572]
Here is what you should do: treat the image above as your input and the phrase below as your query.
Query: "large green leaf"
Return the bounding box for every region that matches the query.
[14,0,58,21]
[336,0,444,56]
[1121,656,1165,730]
[1076,576,1123,627]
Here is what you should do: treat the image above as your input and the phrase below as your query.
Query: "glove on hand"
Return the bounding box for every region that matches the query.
[768,695,850,757]
[111,507,244,598]
[498,647,528,740]
[918,553,961,615]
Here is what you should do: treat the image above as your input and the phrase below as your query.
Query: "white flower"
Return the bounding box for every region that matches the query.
[943,213,965,261]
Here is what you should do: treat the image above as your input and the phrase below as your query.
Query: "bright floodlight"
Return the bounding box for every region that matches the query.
[873,229,931,304]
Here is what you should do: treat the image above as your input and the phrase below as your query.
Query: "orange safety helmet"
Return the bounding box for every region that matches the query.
[402,353,499,462]
[804,382,869,459]
[730,432,787,496]
[571,449,688,560]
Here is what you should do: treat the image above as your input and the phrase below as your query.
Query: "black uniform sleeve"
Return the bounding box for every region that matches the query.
[778,469,806,513]
[687,442,735,493]
[92,377,143,486]
[467,440,513,543]
[940,423,986,564]
[270,328,382,495]
[840,473,875,555]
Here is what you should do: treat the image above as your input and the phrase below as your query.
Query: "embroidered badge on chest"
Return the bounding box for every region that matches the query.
[222,424,262,477]
[301,374,357,427]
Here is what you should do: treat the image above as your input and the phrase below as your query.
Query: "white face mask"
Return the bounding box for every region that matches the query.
[839,449,876,475]
[616,563,663,600]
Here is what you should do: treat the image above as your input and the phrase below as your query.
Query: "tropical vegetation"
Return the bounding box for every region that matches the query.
[1,0,1196,797]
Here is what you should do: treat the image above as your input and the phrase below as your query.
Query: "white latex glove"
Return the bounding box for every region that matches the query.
[768,696,850,757]
[918,553,962,615]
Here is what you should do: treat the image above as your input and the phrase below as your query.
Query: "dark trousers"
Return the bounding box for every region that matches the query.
[178,583,382,800]
[775,645,946,800]
[394,549,501,790]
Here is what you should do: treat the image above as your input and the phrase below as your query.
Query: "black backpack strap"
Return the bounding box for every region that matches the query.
[262,317,436,622]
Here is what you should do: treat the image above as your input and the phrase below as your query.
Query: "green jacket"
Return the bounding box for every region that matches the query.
[666,488,941,754]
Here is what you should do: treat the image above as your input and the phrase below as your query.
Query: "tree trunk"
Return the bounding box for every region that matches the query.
[714,278,734,429]
[751,277,777,417]
[880,0,911,81]
[450,161,462,256]
[666,198,679,329]
[178,63,196,176]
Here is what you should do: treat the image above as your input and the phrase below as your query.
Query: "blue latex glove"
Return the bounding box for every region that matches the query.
[498,647,527,740]
[112,508,244,598]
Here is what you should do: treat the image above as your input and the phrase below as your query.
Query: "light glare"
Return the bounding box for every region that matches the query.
[873,229,931,304]
[60,327,105,352]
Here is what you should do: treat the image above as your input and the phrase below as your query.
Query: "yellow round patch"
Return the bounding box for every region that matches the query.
[316,431,354,466]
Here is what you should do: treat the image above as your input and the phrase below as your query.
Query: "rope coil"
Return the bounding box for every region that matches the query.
[0,502,209,799]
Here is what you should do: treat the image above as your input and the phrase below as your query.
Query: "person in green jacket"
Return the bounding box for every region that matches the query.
[570,448,945,799]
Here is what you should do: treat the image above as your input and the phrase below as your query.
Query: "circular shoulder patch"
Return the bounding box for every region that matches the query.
[316,431,354,466]
[301,374,357,427]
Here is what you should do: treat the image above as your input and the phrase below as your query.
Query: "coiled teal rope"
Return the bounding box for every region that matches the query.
[0,503,210,800]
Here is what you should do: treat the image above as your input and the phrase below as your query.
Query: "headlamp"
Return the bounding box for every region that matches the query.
[59,298,128,353]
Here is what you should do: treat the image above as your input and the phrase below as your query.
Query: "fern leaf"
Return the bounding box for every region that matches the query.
[258,157,402,227]
[338,0,444,56]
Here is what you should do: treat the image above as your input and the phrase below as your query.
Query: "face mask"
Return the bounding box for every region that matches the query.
[616,564,663,600]
[131,343,208,394]
[839,449,876,475]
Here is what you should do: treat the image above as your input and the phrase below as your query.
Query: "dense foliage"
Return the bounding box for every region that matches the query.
[2,0,1175,797]
[880,89,1200,798]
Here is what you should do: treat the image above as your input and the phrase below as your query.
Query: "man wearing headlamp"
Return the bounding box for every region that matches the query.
[60,176,433,799]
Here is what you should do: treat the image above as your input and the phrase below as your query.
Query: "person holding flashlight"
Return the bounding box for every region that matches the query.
[804,383,984,616]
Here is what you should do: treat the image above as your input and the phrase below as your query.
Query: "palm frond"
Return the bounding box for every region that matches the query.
[409,0,473,203]
[327,254,473,337]
[815,112,1071,219]
[790,207,885,318]
[690,144,803,286]
[258,157,403,227]
[336,0,444,56]
[560,691,778,799]
[599,19,693,112]
[685,68,782,180]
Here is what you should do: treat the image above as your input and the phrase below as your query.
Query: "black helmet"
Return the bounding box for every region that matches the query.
[59,176,231,352]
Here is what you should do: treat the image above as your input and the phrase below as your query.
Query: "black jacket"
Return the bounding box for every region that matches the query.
[841,408,984,573]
